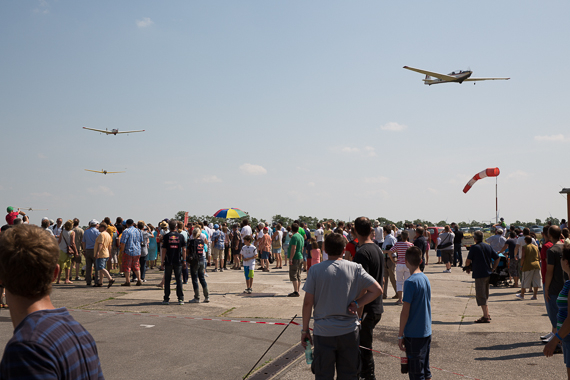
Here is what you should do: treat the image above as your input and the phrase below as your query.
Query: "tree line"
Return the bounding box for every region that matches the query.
[172,211,561,230]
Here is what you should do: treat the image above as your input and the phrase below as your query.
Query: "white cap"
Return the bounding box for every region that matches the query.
[496,228,503,234]
[42,217,49,221]
[89,219,99,226]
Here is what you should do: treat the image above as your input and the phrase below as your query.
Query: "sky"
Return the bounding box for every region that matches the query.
[1,1,569,226]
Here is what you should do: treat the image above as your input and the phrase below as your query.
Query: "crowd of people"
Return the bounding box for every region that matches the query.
[3,206,570,379]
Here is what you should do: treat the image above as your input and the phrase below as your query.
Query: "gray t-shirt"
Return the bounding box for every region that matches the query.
[485,235,506,253]
[303,259,376,337]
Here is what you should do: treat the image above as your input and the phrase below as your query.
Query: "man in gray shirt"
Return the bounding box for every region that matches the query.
[301,233,382,379]
[485,228,507,253]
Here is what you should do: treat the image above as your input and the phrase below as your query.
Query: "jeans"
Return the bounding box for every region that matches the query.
[164,264,184,302]
[182,266,189,283]
[139,255,147,280]
[190,257,209,299]
[312,330,360,380]
[360,312,382,380]
[453,244,463,266]
[404,335,431,380]
[84,249,95,285]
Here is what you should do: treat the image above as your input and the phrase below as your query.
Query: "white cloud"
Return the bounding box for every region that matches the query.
[33,0,49,14]
[364,176,389,184]
[427,187,439,194]
[380,122,407,132]
[31,192,52,197]
[198,175,222,183]
[308,182,315,187]
[534,134,568,142]
[239,163,267,175]
[506,170,530,181]
[341,147,360,153]
[164,181,182,190]
[87,186,114,196]
[363,146,377,157]
[136,17,154,28]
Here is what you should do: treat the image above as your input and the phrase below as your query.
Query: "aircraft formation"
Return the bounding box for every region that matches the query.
[82,127,146,174]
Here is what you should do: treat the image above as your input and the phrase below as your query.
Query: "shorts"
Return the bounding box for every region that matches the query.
[272,248,281,254]
[244,266,254,280]
[475,277,490,306]
[73,252,82,264]
[441,250,453,264]
[122,254,141,273]
[289,259,302,282]
[521,269,541,288]
[58,250,72,270]
[211,247,224,260]
[261,251,270,260]
[508,258,518,277]
[436,249,441,258]
[96,258,108,271]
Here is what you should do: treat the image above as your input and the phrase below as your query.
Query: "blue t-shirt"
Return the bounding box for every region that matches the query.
[466,242,499,279]
[403,272,432,338]
[212,230,225,250]
[0,308,104,379]
[557,280,570,331]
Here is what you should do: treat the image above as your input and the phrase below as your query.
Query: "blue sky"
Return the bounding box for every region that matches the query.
[1,1,568,226]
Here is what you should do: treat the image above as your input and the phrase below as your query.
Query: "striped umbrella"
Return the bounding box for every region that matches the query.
[213,208,247,219]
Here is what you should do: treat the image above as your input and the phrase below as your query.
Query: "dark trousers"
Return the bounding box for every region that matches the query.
[360,312,382,380]
[182,266,189,283]
[139,256,147,280]
[84,249,95,285]
[453,244,463,266]
[404,335,431,380]
[163,264,184,302]
[190,257,209,299]
[312,330,360,380]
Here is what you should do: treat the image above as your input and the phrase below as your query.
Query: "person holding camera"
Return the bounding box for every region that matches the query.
[464,231,500,323]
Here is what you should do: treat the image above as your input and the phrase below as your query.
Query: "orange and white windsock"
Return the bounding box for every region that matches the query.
[463,168,500,193]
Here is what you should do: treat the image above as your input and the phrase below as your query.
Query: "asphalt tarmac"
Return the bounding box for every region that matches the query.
[0,249,567,379]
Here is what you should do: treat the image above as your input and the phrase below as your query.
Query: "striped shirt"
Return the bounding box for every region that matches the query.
[0,308,104,379]
[557,280,570,331]
[390,241,414,265]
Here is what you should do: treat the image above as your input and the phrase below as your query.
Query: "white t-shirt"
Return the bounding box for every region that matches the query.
[241,245,257,266]
[516,236,536,259]
[241,225,252,243]
[373,227,384,243]
[314,228,324,242]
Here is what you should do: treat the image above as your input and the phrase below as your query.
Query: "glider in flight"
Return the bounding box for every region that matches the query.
[403,66,510,85]
[83,127,145,135]
[85,169,125,175]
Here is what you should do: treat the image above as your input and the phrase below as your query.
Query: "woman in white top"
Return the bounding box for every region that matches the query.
[57,220,77,284]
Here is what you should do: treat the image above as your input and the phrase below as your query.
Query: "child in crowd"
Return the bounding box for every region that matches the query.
[259,227,272,272]
[240,235,258,294]
[309,238,321,267]
[398,246,432,380]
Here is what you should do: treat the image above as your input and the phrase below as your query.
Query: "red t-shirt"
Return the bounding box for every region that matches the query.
[5,211,18,225]
[540,241,553,283]
[344,239,359,258]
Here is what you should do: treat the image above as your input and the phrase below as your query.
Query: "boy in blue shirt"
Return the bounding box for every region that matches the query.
[398,246,432,380]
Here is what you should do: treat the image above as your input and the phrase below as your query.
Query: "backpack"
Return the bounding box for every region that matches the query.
[187,238,205,262]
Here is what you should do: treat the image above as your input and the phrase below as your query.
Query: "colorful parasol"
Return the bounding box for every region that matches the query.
[213,208,247,219]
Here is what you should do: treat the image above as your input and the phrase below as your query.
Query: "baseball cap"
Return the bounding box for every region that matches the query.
[500,217,504,221]
[7,206,13,213]
[89,219,99,225]
[263,227,268,232]
[497,228,503,234]
[214,224,219,229]
[42,217,49,221]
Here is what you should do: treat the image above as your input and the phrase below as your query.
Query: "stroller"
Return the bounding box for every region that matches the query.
[489,253,509,287]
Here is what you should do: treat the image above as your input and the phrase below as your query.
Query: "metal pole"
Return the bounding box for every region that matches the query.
[495,178,498,224]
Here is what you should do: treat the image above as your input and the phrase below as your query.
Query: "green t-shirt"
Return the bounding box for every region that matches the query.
[288,233,304,260]
[298,228,306,239]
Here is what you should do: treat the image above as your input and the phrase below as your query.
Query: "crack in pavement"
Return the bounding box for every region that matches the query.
[459,282,474,331]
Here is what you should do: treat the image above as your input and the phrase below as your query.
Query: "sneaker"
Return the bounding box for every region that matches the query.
[244,289,249,294]
[135,281,142,286]
[220,268,224,272]
[543,335,554,344]
[178,300,184,305]
[142,279,146,283]
[515,294,524,300]
[247,289,252,294]
[443,269,451,273]
[162,300,169,305]
[287,292,300,297]
[213,269,219,272]
[541,332,554,340]
[205,273,209,277]
[530,296,537,300]
[74,277,81,281]
[203,297,210,303]
[189,298,200,303]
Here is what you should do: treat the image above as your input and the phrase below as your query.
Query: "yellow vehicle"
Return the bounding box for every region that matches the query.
[462,229,475,250]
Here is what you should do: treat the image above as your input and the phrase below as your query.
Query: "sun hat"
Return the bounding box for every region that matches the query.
[89,219,99,226]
